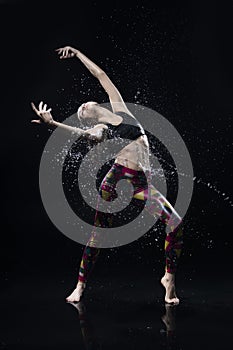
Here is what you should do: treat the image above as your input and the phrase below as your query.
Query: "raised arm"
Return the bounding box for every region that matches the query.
[56,46,133,116]
[31,102,107,141]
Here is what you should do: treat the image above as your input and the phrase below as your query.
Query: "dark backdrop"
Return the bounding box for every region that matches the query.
[1,0,233,284]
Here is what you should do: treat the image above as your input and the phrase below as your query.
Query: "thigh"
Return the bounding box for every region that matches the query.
[99,163,128,202]
[99,165,119,202]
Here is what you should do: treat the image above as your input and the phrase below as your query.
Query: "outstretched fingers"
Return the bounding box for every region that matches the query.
[55,46,74,59]
[55,48,62,54]
[55,47,66,58]
[31,102,40,116]
[61,49,67,59]
[31,119,41,124]
[31,102,41,123]
[38,101,52,113]
[39,101,43,112]
[31,101,52,124]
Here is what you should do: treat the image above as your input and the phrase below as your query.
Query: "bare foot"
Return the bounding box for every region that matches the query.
[161,272,180,305]
[66,282,86,303]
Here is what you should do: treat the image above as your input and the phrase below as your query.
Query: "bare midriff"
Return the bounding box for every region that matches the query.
[114,135,151,172]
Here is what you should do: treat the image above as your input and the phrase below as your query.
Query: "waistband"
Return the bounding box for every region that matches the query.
[113,162,145,175]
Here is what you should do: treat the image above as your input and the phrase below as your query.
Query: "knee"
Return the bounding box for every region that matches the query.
[99,182,118,202]
[165,217,183,236]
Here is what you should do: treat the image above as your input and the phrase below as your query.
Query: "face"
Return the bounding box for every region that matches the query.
[77,101,99,121]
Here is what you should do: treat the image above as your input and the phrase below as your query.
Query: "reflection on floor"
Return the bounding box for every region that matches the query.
[1,268,232,349]
[68,300,179,350]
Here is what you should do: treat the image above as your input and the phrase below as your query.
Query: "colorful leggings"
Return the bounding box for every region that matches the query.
[78,163,183,283]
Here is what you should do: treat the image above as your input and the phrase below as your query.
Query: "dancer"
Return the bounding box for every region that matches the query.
[31,46,184,305]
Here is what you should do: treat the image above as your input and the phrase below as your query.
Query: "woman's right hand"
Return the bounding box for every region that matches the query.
[31,102,54,125]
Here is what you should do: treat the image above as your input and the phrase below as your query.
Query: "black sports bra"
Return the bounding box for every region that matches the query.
[105,111,145,140]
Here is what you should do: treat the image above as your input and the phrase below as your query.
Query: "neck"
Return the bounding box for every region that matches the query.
[95,106,123,125]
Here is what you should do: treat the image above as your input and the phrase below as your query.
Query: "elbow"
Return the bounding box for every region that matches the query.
[84,131,97,141]
[96,69,106,78]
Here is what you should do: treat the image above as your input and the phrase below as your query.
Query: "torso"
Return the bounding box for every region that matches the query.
[115,135,151,171]
[105,111,151,172]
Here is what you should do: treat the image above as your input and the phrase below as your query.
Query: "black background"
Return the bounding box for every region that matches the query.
[1,1,233,347]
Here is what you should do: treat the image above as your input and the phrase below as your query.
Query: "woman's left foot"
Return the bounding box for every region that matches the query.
[161,273,180,305]
[66,282,86,302]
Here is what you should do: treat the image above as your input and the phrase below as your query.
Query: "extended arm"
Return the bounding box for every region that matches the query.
[31,102,107,141]
[56,46,133,116]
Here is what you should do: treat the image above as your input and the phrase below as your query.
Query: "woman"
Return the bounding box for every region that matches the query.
[31,46,183,305]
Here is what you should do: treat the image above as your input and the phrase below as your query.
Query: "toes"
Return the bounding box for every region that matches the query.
[165,298,179,305]
[66,295,74,302]
[66,295,81,303]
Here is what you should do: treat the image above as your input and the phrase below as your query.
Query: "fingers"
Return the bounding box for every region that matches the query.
[61,49,66,59]
[55,46,73,59]
[32,101,52,115]
[55,47,64,58]
[31,119,41,124]
[39,101,50,112]
[65,47,69,57]
[31,102,36,110]
[55,47,67,57]
[31,102,41,116]
[39,101,43,112]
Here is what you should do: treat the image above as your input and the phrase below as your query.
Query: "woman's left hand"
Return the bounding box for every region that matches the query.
[55,46,78,59]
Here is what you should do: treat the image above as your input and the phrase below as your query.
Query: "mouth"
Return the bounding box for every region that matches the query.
[79,104,86,117]
[82,103,87,114]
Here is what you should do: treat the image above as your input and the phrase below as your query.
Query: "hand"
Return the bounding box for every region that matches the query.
[55,46,78,59]
[31,101,54,124]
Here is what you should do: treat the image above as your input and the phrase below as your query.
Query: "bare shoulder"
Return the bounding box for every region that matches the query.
[112,107,135,118]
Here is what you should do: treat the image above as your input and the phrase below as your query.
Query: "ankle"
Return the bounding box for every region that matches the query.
[164,271,175,281]
[77,281,86,288]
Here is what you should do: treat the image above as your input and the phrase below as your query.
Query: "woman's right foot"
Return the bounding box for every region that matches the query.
[66,282,86,302]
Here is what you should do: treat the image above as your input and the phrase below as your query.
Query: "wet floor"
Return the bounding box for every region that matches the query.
[1,265,232,350]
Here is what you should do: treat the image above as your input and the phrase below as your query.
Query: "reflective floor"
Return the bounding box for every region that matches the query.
[1,266,232,349]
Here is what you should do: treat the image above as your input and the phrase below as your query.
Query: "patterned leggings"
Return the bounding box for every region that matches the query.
[78,163,183,283]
